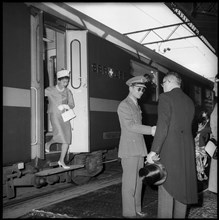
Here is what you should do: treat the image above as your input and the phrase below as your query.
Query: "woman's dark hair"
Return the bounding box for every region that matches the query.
[57,76,70,81]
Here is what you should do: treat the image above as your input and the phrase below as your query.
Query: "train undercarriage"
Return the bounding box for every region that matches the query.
[3,148,118,199]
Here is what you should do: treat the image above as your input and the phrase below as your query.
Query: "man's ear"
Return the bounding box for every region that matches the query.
[129,86,133,93]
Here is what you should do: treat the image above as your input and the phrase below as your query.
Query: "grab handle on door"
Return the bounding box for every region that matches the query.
[31,86,38,146]
[70,39,82,89]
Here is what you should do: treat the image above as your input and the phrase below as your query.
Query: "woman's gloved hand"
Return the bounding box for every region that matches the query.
[58,105,65,111]
[63,104,70,110]
[58,104,70,111]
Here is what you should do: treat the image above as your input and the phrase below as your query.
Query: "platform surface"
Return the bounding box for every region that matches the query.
[21,183,217,219]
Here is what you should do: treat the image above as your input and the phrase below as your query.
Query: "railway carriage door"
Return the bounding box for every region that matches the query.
[66,30,89,153]
[30,9,44,159]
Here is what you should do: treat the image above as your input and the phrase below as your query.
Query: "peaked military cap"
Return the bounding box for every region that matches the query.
[126,75,147,87]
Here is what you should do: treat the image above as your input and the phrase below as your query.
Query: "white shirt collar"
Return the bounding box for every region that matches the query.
[128,95,138,106]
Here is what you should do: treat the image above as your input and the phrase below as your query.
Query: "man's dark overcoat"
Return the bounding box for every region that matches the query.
[151,88,198,204]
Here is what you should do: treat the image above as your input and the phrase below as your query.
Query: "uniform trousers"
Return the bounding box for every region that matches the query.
[158,185,187,218]
[121,156,144,217]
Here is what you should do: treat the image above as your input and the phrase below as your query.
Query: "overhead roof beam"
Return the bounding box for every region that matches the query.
[124,21,199,46]
[166,2,216,55]
[142,35,197,46]
[123,22,189,35]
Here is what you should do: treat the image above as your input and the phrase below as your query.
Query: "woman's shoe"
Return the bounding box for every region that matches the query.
[45,143,50,153]
[136,211,148,218]
[58,161,70,169]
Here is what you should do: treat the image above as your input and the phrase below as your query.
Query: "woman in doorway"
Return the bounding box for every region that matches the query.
[45,69,75,169]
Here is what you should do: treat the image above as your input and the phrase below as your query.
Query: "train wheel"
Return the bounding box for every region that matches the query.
[72,176,91,185]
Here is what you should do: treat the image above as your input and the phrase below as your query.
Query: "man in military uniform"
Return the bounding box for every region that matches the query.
[117,75,156,218]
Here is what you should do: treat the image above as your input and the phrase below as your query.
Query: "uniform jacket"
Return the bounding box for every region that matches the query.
[117,96,151,158]
[151,88,198,204]
[45,86,75,114]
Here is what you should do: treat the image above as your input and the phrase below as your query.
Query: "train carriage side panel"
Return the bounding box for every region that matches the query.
[88,33,130,151]
[3,3,31,165]
[87,33,157,151]
[88,33,131,100]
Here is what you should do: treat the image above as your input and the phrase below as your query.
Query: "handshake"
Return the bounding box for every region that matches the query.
[58,104,70,111]
[151,126,156,136]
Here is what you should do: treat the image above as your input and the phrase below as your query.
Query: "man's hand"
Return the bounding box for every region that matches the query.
[151,126,156,136]
[146,151,160,164]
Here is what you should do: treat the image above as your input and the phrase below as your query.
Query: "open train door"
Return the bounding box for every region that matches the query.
[66,30,89,153]
[30,8,45,159]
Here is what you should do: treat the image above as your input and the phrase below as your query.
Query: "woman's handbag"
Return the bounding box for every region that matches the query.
[205,139,217,158]
[61,109,76,122]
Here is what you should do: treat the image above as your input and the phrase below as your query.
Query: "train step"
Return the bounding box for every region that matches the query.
[35,164,84,177]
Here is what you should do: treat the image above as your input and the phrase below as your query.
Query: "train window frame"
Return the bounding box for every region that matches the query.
[130,60,159,103]
[192,85,202,106]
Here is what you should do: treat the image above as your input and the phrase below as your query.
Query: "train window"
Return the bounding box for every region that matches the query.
[204,88,214,110]
[205,88,214,100]
[130,60,159,103]
[192,85,202,106]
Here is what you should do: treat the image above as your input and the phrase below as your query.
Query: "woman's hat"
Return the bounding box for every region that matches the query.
[139,161,167,186]
[57,70,70,79]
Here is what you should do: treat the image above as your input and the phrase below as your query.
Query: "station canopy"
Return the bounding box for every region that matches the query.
[67,2,218,82]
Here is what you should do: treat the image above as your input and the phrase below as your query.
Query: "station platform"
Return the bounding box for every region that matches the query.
[21,161,217,219]
[22,185,217,219]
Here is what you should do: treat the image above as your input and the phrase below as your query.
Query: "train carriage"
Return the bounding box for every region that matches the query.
[3,2,214,199]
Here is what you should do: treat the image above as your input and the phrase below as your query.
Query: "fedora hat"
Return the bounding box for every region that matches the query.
[139,161,167,186]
